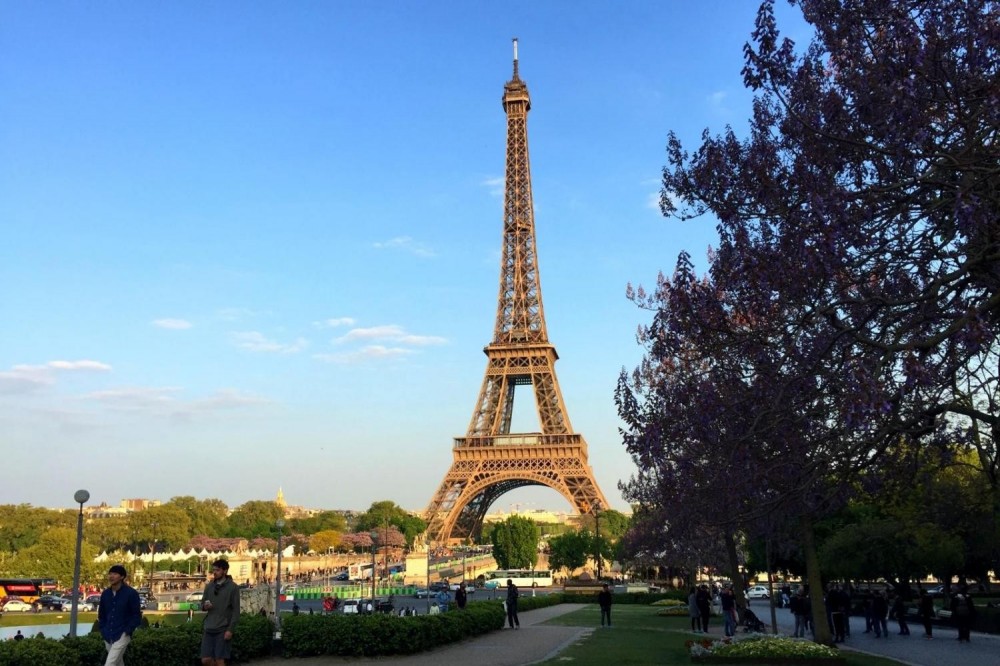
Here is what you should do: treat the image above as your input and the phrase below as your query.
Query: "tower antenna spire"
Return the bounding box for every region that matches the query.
[512,37,519,79]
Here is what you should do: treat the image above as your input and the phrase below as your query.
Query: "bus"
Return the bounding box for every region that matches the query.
[484,569,553,589]
[32,578,58,595]
[0,579,42,603]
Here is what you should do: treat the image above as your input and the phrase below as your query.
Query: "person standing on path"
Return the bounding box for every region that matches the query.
[688,588,701,633]
[97,564,142,666]
[597,583,613,627]
[695,584,712,633]
[872,590,889,638]
[505,579,520,629]
[201,559,240,666]
[950,592,976,642]
[456,582,468,610]
[720,585,737,637]
[918,589,935,639]
[890,592,910,636]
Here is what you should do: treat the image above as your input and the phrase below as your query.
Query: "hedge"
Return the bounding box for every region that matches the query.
[279,601,504,657]
[0,614,273,666]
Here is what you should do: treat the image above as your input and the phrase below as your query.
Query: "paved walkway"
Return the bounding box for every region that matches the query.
[252,604,590,665]
[738,603,1000,666]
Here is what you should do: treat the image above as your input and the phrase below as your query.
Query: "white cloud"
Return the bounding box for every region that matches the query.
[314,317,356,329]
[482,176,504,197]
[83,386,181,409]
[152,318,193,330]
[82,386,270,420]
[333,325,447,347]
[45,360,112,372]
[0,369,51,394]
[314,346,414,364]
[372,236,435,258]
[231,332,308,354]
[0,360,112,394]
[707,90,729,114]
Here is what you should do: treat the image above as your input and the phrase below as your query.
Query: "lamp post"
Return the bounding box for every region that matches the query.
[149,522,158,598]
[69,489,90,638]
[369,530,378,606]
[593,502,603,581]
[382,518,390,581]
[274,519,285,632]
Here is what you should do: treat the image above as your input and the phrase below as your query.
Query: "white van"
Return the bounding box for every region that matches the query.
[186,591,204,602]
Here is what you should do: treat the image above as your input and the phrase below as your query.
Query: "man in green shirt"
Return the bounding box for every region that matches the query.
[200,559,240,666]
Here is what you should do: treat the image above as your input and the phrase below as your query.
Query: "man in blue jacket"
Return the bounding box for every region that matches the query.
[97,564,142,666]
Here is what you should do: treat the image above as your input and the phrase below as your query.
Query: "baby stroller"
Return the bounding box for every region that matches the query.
[742,608,767,633]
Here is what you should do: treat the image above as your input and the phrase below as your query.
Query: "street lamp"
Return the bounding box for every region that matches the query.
[149,522,158,598]
[593,502,603,581]
[69,489,90,638]
[370,530,378,606]
[274,519,285,633]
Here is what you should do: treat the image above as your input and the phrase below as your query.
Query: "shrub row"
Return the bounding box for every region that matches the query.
[280,602,504,657]
[0,614,273,666]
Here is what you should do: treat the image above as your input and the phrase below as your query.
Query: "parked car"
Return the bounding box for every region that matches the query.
[746,585,770,599]
[186,592,204,602]
[36,595,63,610]
[51,597,95,611]
[341,600,360,614]
[86,594,102,606]
[1,598,34,612]
[334,572,349,581]
[414,588,431,598]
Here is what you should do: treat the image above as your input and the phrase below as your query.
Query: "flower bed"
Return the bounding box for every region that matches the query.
[688,635,845,665]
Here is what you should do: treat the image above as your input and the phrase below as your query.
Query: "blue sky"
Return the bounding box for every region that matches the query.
[1,2,811,514]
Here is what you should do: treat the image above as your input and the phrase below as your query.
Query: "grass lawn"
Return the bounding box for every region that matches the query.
[0,611,190,628]
[537,605,904,666]
[0,611,97,628]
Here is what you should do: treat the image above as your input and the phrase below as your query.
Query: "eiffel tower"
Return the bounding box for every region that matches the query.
[424,40,609,545]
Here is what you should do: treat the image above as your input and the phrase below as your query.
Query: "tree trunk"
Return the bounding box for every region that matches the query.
[724,531,747,618]
[802,516,832,645]
[766,538,778,633]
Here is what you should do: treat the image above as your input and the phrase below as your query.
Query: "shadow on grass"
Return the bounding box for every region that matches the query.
[537,605,904,666]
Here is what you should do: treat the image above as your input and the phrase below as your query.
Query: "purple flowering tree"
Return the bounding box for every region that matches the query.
[620,0,998,644]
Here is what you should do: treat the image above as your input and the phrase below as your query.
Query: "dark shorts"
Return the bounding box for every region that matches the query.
[201,631,232,659]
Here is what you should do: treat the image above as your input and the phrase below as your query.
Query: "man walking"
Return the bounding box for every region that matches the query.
[201,559,240,666]
[505,579,520,629]
[97,564,142,666]
[456,582,468,610]
[597,583,613,627]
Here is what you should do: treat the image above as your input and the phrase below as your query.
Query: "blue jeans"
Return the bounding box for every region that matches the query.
[724,609,737,636]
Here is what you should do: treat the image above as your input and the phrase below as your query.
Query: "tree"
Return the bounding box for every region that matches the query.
[353,501,427,548]
[225,501,285,539]
[163,496,229,538]
[9,528,103,587]
[547,530,590,577]
[490,516,539,570]
[290,511,347,536]
[0,505,73,553]
[625,0,999,643]
[125,505,191,551]
[308,530,342,555]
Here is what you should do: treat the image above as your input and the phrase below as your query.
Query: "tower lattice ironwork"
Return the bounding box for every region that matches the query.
[424,40,609,544]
